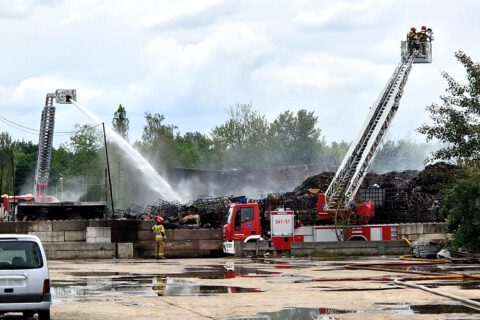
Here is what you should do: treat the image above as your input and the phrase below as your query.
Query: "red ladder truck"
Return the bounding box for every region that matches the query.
[223,31,433,254]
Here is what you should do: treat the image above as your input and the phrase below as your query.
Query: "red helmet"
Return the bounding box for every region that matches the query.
[410,27,416,32]
[156,216,164,224]
[421,26,427,31]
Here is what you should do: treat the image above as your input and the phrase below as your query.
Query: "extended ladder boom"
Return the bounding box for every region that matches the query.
[34,93,56,200]
[325,39,432,211]
[33,89,76,202]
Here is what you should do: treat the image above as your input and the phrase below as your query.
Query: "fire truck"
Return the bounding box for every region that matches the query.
[223,31,433,254]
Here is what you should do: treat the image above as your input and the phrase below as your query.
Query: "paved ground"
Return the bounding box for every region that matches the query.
[6,257,480,319]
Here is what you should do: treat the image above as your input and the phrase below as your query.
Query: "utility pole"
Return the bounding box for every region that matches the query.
[102,123,117,259]
[11,155,15,218]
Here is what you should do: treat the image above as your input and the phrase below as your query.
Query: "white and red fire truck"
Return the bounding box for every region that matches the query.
[223,30,433,254]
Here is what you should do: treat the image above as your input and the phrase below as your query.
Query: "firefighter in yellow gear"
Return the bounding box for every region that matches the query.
[418,25,432,56]
[152,216,167,259]
[406,26,419,55]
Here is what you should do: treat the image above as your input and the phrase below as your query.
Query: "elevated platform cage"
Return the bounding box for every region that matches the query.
[401,40,432,63]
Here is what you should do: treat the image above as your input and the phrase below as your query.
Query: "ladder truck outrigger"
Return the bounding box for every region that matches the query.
[223,31,433,254]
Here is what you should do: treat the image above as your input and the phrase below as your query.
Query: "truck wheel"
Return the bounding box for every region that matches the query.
[38,309,51,320]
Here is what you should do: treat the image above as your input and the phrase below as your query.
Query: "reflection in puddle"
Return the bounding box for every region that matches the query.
[67,264,278,280]
[422,281,480,290]
[227,307,356,320]
[375,303,480,314]
[53,276,262,299]
[227,303,480,320]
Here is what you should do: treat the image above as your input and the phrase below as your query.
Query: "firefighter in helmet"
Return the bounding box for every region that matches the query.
[152,216,167,259]
[407,27,419,54]
[418,25,432,56]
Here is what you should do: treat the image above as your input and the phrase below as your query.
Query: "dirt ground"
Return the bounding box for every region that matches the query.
[9,256,480,320]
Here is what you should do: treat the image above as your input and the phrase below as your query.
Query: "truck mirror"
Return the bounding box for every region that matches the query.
[55,89,76,104]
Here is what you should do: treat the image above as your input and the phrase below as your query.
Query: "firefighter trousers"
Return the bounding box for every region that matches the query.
[155,239,166,259]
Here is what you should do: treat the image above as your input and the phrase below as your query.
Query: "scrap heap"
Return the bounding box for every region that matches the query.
[122,162,457,227]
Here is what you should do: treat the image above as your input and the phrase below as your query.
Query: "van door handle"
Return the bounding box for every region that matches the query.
[4,288,13,293]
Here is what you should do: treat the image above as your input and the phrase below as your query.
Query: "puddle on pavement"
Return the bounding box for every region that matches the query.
[227,303,480,320]
[251,258,315,269]
[67,264,279,280]
[409,264,480,274]
[55,264,271,300]
[374,303,480,314]
[422,281,480,290]
[322,286,402,291]
[53,277,262,299]
[227,307,356,319]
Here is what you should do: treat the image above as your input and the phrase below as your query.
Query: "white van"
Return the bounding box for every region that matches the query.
[0,234,51,319]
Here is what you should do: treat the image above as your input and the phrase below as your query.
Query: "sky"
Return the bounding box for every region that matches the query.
[0,0,479,146]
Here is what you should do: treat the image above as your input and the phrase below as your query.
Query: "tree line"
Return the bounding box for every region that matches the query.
[0,103,433,204]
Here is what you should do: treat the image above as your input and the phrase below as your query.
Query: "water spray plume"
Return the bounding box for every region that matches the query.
[71,101,183,202]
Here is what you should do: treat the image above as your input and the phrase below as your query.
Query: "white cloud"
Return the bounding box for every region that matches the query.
[0,0,479,147]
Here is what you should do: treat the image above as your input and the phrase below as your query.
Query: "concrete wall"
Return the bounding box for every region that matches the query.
[292,240,410,256]
[238,240,410,257]
[0,220,444,259]
[398,222,446,241]
[0,220,223,259]
[43,243,133,259]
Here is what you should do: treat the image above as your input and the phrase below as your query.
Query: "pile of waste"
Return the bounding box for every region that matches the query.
[121,162,457,227]
[120,196,236,229]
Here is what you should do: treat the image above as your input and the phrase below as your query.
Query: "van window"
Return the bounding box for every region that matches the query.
[0,241,43,269]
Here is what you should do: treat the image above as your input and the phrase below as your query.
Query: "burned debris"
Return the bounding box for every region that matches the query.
[120,162,456,228]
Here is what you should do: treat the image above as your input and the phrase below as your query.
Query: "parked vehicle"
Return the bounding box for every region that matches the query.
[0,235,51,319]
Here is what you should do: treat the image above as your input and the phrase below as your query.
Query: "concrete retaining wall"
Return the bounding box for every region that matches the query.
[0,220,223,259]
[239,240,410,257]
[43,242,133,259]
[0,220,444,259]
[292,240,410,256]
[398,222,446,241]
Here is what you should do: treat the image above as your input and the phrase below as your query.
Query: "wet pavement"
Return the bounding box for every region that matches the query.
[9,257,479,320]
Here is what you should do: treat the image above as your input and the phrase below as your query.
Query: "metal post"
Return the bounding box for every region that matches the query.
[59,174,64,202]
[102,123,118,259]
[11,155,15,220]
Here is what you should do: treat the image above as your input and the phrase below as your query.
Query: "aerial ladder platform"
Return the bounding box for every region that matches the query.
[34,89,76,202]
[317,32,433,223]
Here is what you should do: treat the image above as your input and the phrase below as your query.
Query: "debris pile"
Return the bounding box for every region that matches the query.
[122,162,457,227]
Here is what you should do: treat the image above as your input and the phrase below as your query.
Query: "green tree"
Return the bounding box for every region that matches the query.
[0,132,13,195]
[441,166,480,251]
[419,51,480,251]
[418,51,480,163]
[112,104,130,140]
[12,140,37,195]
[173,132,214,168]
[211,103,270,169]
[323,141,350,170]
[269,109,326,166]
[68,124,104,201]
[141,112,177,167]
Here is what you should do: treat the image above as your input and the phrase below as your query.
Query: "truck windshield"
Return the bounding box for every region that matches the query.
[0,241,43,270]
[227,207,233,224]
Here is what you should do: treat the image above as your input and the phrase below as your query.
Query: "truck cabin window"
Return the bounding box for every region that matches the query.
[234,207,254,231]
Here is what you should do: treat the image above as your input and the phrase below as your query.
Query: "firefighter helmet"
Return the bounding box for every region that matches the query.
[421,26,427,31]
[410,27,416,32]
[156,216,164,224]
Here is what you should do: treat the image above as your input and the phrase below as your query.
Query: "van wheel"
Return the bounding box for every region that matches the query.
[23,311,34,319]
[38,310,51,320]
